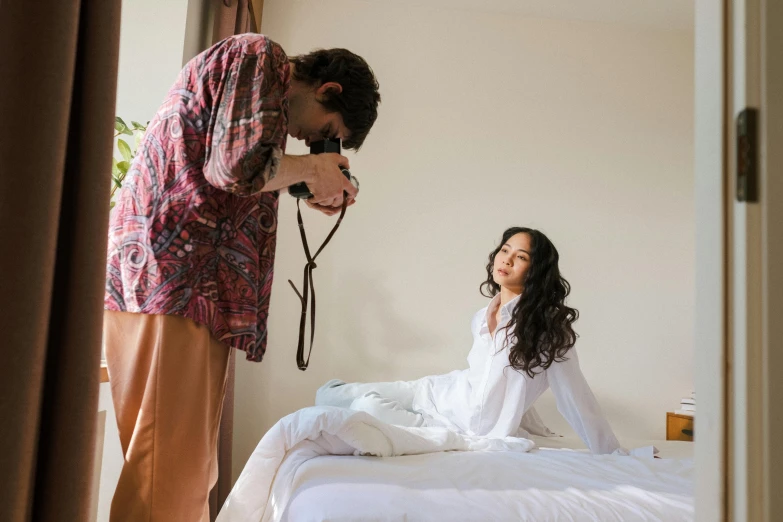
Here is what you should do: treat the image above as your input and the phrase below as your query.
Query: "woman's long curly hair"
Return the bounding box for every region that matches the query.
[480,227,579,377]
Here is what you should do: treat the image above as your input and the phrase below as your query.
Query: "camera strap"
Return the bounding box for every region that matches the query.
[287,197,348,370]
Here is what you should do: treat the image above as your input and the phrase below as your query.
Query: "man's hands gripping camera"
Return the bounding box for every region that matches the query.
[277,153,356,216]
[302,153,356,216]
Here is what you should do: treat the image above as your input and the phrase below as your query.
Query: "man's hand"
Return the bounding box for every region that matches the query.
[270,154,358,215]
[305,195,356,216]
[302,153,357,208]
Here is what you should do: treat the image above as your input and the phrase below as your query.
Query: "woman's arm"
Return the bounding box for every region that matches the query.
[518,406,558,437]
[547,349,624,454]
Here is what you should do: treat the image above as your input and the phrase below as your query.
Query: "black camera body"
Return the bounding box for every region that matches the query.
[288,138,359,199]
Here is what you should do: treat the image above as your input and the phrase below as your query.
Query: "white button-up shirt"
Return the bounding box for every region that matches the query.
[412,294,623,454]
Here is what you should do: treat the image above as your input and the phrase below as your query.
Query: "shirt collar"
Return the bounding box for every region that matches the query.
[480,293,522,333]
[500,293,522,315]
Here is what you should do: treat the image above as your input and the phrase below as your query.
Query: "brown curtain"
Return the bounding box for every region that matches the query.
[0,0,121,521]
[212,0,260,42]
[208,2,261,519]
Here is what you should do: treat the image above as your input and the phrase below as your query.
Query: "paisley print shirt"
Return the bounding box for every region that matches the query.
[105,34,289,362]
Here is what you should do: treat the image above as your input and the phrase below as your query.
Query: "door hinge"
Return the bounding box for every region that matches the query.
[736,108,759,203]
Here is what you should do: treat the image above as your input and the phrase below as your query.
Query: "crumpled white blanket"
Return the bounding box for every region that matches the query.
[216,406,535,522]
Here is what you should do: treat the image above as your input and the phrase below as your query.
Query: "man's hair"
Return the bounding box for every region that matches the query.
[289,48,380,151]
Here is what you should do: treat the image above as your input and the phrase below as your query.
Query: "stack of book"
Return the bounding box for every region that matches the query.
[676,391,695,416]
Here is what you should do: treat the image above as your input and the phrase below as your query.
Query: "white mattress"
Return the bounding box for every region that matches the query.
[281,438,694,522]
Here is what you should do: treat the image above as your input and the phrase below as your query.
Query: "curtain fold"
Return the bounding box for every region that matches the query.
[0,0,122,520]
[212,0,259,43]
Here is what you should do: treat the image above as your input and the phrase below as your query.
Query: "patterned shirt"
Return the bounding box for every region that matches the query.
[105,34,290,362]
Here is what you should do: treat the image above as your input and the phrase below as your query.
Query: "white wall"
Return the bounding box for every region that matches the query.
[233,0,695,478]
[97,1,192,520]
[114,0,190,123]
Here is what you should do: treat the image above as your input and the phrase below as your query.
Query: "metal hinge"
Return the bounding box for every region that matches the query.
[736,108,759,203]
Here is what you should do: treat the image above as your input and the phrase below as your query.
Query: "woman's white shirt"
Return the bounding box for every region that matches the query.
[412,294,623,455]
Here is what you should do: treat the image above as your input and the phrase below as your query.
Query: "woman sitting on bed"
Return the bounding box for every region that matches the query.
[316,226,625,455]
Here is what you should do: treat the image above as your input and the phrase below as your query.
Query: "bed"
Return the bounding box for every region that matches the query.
[218,407,694,522]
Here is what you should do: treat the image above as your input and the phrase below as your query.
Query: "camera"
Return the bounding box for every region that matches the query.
[288,138,359,199]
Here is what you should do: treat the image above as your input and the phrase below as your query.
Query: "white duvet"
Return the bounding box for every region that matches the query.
[217,406,535,522]
[281,448,693,522]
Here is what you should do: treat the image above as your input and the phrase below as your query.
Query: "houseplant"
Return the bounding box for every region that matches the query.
[111,117,147,208]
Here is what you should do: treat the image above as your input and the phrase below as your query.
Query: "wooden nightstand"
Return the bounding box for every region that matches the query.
[666,412,694,441]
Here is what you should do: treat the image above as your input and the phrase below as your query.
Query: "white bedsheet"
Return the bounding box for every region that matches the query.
[217,406,534,522]
[531,434,694,459]
[283,449,693,522]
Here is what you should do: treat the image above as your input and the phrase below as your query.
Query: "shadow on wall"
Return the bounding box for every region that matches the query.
[534,388,660,442]
[328,270,447,383]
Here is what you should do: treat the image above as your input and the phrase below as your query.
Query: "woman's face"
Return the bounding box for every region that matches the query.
[492,232,532,292]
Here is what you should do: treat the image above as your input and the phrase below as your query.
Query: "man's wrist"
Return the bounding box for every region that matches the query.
[282,154,315,184]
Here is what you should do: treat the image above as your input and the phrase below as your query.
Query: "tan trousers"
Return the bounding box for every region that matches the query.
[103,311,231,522]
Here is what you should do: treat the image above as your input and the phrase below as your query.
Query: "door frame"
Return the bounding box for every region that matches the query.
[696,0,783,520]
[693,1,728,520]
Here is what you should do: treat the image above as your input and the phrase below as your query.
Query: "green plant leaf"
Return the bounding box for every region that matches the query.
[117,161,130,174]
[112,175,123,188]
[112,157,120,177]
[131,121,146,130]
[116,117,132,135]
[110,201,115,210]
[118,139,132,162]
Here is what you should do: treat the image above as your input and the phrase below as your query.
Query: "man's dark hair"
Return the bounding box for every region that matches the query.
[290,49,380,150]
